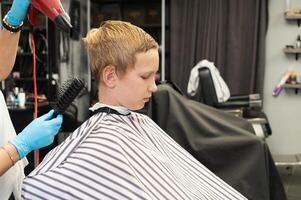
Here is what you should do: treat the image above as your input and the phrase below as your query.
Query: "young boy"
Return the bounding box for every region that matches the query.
[21,20,246,199]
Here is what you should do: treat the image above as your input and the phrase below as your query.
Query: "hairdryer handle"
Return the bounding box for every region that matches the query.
[27,5,38,26]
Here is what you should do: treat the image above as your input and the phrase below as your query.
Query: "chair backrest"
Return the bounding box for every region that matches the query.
[198,67,219,107]
[197,67,272,137]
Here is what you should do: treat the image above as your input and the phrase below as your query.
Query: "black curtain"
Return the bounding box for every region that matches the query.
[169,0,268,95]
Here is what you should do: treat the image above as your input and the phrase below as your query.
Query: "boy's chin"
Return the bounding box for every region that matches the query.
[130,102,146,111]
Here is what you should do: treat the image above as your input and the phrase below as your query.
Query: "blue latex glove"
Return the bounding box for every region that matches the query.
[10,110,63,159]
[6,0,30,26]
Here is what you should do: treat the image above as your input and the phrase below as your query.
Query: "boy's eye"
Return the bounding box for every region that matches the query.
[141,75,151,80]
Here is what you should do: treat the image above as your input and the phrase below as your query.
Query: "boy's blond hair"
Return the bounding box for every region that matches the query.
[83,20,159,82]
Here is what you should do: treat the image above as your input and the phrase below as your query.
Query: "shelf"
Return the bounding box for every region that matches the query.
[0,1,12,6]
[283,83,301,89]
[22,26,47,31]
[17,52,48,56]
[17,52,33,56]
[14,78,48,81]
[285,10,301,26]
[283,48,301,53]
[283,83,301,94]
[285,13,301,19]
[283,47,301,60]
[8,101,50,111]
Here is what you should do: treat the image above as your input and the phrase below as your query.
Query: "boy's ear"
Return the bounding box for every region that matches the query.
[102,65,117,87]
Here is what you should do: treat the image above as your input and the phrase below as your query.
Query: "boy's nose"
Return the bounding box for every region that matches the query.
[149,81,158,93]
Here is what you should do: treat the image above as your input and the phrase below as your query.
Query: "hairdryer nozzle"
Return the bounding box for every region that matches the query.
[29,0,72,32]
[55,12,72,33]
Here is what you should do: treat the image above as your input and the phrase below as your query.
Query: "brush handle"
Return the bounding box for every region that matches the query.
[52,109,60,118]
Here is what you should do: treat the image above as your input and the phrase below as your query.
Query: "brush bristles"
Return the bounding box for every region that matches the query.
[54,78,85,115]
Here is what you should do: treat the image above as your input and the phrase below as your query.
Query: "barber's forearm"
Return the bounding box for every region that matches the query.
[0,143,20,176]
[0,28,20,81]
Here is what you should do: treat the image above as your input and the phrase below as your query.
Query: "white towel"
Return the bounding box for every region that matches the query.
[0,90,28,200]
[187,59,230,103]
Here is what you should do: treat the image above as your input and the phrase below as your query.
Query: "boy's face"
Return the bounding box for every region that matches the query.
[115,48,159,110]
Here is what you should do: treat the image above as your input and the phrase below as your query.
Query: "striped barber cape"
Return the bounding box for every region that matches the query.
[21,103,246,200]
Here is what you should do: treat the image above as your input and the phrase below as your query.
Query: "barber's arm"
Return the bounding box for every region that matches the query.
[0,0,29,80]
[0,143,19,176]
[0,110,63,176]
[0,27,20,80]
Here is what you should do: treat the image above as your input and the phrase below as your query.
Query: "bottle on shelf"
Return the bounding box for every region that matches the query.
[285,0,291,12]
[18,88,26,108]
[287,71,298,84]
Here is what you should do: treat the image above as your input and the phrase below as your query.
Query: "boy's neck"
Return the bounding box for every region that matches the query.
[98,84,119,106]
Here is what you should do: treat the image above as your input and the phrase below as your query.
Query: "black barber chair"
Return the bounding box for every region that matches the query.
[197,67,272,138]
[148,83,286,200]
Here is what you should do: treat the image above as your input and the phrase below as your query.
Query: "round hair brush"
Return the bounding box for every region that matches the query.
[53,77,86,116]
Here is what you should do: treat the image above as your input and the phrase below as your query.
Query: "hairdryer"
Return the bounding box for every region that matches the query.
[28,0,72,32]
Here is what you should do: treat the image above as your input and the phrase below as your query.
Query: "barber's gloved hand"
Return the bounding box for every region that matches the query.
[6,0,30,26]
[10,110,63,159]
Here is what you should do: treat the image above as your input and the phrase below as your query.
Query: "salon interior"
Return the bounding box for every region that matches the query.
[1,0,301,199]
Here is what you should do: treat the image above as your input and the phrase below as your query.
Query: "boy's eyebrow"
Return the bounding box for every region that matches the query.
[141,71,154,75]
[141,70,157,75]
